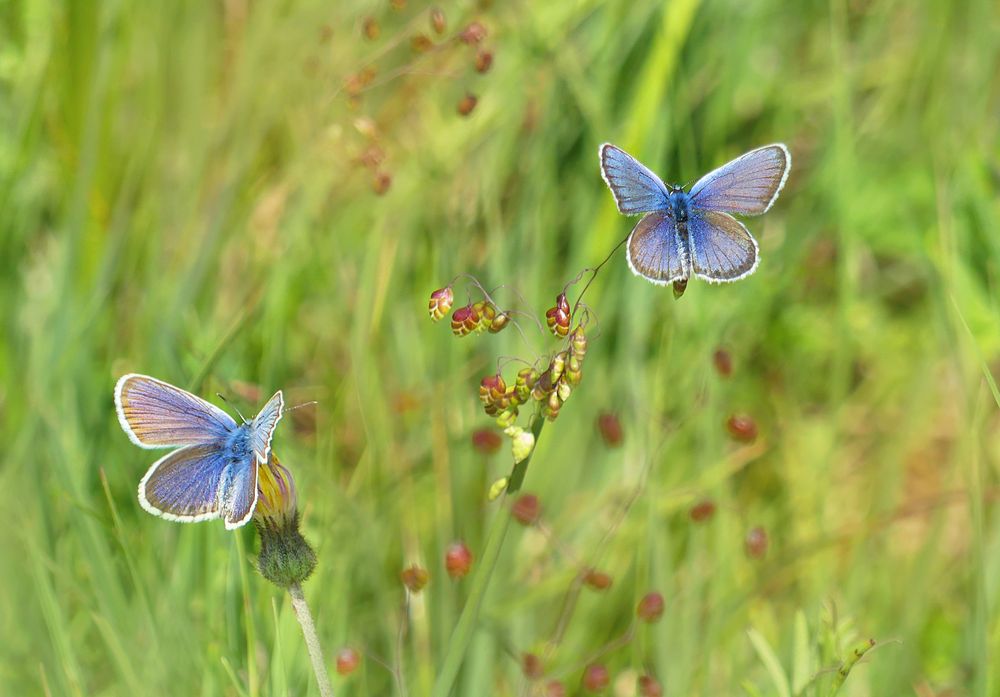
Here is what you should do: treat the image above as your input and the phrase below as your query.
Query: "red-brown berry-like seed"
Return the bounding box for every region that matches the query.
[726,414,758,443]
[336,647,360,675]
[512,493,541,525]
[689,499,716,523]
[471,428,502,454]
[400,565,429,592]
[713,348,733,377]
[488,311,510,333]
[545,307,569,337]
[596,412,623,447]
[428,286,454,321]
[457,93,478,116]
[372,171,392,195]
[479,373,507,404]
[444,542,473,579]
[555,292,570,314]
[411,33,433,53]
[450,303,481,336]
[362,17,380,40]
[745,526,768,559]
[583,569,613,591]
[638,674,663,697]
[459,21,487,44]
[637,591,665,622]
[583,664,610,692]
[545,680,567,697]
[475,49,493,73]
[430,7,446,34]
[522,652,544,679]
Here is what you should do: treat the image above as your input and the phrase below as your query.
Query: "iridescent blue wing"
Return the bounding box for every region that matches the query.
[248,390,284,464]
[116,374,236,448]
[688,144,790,216]
[625,211,689,285]
[599,144,670,215]
[138,443,228,523]
[218,457,259,530]
[688,210,759,282]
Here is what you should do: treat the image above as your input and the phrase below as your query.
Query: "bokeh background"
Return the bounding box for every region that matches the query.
[2,0,999,695]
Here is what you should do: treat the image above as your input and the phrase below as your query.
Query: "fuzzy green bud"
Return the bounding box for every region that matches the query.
[254,454,317,588]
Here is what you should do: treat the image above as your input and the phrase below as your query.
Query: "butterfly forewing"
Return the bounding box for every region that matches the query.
[599,144,670,215]
[689,144,790,216]
[625,211,688,284]
[688,210,759,282]
[139,443,228,522]
[116,374,236,448]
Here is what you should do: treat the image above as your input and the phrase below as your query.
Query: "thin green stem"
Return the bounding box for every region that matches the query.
[432,421,546,697]
[288,583,334,697]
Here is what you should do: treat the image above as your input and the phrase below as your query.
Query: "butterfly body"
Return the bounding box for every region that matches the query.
[599,143,791,291]
[115,374,284,530]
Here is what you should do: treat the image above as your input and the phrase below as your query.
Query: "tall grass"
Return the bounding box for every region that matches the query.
[1,0,999,694]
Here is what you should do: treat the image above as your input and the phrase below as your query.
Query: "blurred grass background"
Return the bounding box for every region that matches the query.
[2,0,999,694]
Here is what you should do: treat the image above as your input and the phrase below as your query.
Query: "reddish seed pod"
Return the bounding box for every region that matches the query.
[428,286,454,321]
[459,21,487,44]
[637,591,665,622]
[638,674,663,697]
[570,325,587,357]
[400,565,429,592]
[713,348,733,377]
[583,568,613,591]
[411,33,433,53]
[689,499,716,522]
[745,526,768,559]
[545,307,569,337]
[488,311,510,333]
[450,303,481,336]
[445,541,473,578]
[430,7,447,34]
[582,664,610,692]
[336,647,360,675]
[726,414,758,443]
[479,373,507,404]
[555,293,570,314]
[457,93,478,116]
[512,493,541,525]
[362,17,380,40]
[475,49,493,73]
[596,412,623,447]
[522,652,544,679]
[545,681,567,697]
[372,171,392,195]
[471,428,502,454]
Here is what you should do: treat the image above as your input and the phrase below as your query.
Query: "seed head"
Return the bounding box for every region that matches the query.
[689,499,716,522]
[726,414,758,443]
[582,664,610,692]
[411,33,433,53]
[428,286,454,321]
[713,348,733,377]
[471,428,502,454]
[596,412,623,447]
[638,675,663,697]
[336,647,360,676]
[457,93,478,116]
[583,568,613,591]
[400,564,429,592]
[430,7,447,34]
[512,493,541,525]
[362,17,380,40]
[475,49,493,73]
[545,299,570,337]
[522,653,544,679]
[488,311,510,333]
[450,303,481,336]
[444,541,473,579]
[372,171,392,195]
[637,591,665,622]
[459,21,487,44]
[745,526,768,559]
[545,680,567,697]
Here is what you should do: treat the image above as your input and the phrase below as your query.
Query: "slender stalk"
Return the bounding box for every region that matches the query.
[288,583,334,697]
[432,420,546,697]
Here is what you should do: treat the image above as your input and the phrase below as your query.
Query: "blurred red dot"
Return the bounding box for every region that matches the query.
[545,680,566,697]
[689,499,716,523]
[638,674,663,697]
[583,568,613,591]
[335,647,360,675]
[400,565,429,592]
[596,412,623,447]
[512,493,541,525]
[475,50,493,73]
[582,664,610,692]
[457,93,478,116]
[522,652,543,679]
[637,591,664,622]
[411,33,433,53]
[713,348,733,377]
[372,171,392,195]
[726,414,757,443]
[471,428,502,454]
[362,17,380,40]
[745,526,768,559]
[459,21,487,44]
[444,542,473,579]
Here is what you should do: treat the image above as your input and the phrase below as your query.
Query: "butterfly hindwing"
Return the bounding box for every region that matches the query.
[625,211,688,285]
[139,443,229,522]
[688,144,790,216]
[688,210,759,282]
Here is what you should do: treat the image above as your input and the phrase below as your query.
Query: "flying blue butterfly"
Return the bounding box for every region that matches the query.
[114,374,284,530]
[599,143,791,296]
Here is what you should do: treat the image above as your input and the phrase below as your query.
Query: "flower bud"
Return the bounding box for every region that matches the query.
[511,493,540,525]
[445,541,473,578]
[457,93,478,116]
[745,526,768,559]
[400,565,429,592]
[475,50,493,73]
[254,454,317,588]
[459,21,487,44]
[637,591,664,622]
[450,303,481,336]
[336,647,360,676]
[672,278,687,299]
[429,7,446,34]
[583,568,612,591]
[583,664,610,692]
[471,428,502,454]
[726,414,758,443]
[428,286,454,321]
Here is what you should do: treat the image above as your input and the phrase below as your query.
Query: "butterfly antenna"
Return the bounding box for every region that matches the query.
[284,400,318,413]
[216,393,249,424]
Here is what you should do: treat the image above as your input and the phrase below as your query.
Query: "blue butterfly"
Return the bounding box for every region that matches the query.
[600,143,791,295]
[115,374,284,529]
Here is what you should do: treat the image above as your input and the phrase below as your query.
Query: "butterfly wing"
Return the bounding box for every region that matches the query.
[218,456,260,530]
[688,144,790,216]
[599,144,670,215]
[138,443,229,523]
[249,390,284,464]
[688,210,759,282]
[116,374,236,448]
[625,211,688,285]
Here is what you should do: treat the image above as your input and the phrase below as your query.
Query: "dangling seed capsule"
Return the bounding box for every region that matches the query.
[556,379,571,402]
[459,21,487,44]
[372,171,392,195]
[480,374,506,405]
[457,93,478,116]
[362,17,380,40]
[411,33,433,53]
[565,354,582,386]
[515,367,536,401]
[428,287,454,321]
[430,7,446,35]
[495,407,518,429]
[556,293,570,314]
[549,351,567,383]
[451,304,480,337]
[474,50,493,73]
[570,326,587,357]
[489,311,510,333]
[545,307,569,337]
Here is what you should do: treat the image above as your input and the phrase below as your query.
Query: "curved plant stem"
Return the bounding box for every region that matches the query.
[288,582,334,697]
[432,420,546,697]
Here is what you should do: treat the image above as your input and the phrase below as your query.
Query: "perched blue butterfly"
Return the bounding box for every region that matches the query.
[114,374,284,529]
[600,143,790,296]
